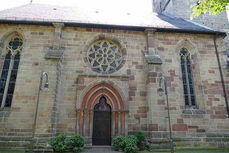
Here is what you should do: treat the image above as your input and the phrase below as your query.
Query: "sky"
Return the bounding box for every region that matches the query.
[0,0,152,12]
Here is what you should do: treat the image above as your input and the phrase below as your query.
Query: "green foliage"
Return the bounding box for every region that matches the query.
[51,134,67,152]
[135,131,145,145]
[112,135,139,153]
[112,135,126,150]
[126,135,138,145]
[190,0,229,19]
[124,135,139,153]
[66,134,86,152]
[51,134,85,152]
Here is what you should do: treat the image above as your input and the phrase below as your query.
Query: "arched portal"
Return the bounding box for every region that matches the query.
[76,82,128,145]
[92,96,111,145]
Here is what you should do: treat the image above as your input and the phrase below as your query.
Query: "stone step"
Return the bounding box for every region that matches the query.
[85,145,113,150]
[151,148,171,152]
[0,140,30,147]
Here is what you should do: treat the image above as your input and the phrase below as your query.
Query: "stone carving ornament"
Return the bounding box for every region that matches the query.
[87,40,123,74]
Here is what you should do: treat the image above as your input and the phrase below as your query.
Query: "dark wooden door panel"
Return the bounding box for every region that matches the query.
[92,97,111,145]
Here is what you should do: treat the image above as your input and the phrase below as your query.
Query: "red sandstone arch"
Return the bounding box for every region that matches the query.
[78,83,126,138]
[81,83,124,111]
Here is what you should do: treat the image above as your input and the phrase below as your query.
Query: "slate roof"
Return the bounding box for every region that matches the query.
[0,3,225,35]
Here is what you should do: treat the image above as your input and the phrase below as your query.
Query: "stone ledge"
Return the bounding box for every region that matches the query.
[44,47,64,59]
[206,133,229,137]
[78,74,129,78]
[182,109,206,115]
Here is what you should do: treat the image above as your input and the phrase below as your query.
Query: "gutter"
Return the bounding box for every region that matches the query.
[213,34,229,118]
[0,19,226,37]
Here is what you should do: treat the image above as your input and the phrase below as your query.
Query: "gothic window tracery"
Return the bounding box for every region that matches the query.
[180,48,196,108]
[87,40,123,74]
[0,34,22,108]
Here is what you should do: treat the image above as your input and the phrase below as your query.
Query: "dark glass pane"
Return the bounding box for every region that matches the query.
[0,52,11,106]
[115,54,121,59]
[94,45,99,51]
[191,95,196,106]
[0,93,3,106]
[110,62,116,68]
[183,85,188,94]
[93,68,101,73]
[184,95,189,106]
[101,65,108,72]
[0,81,6,92]
[186,56,190,63]
[187,65,193,85]
[111,46,116,51]
[102,42,108,47]
[93,61,99,67]
[180,49,189,106]
[180,49,188,56]
[180,56,185,64]
[98,58,103,62]
[108,69,115,73]
[7,83,15,94]
[5,52,20,107]
[99,50,103,54]
[89,53,95,58]
[5,94,13,107]
[9,38,23,50]
[190,86,194,95]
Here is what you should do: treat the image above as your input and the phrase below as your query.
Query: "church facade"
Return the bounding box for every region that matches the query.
[0,4,228,148]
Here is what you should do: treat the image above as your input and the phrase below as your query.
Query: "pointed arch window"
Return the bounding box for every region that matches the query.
[0,35,22,108]
[180,48,196,108]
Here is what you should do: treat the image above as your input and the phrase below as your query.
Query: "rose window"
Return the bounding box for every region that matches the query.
[87,40,123,74]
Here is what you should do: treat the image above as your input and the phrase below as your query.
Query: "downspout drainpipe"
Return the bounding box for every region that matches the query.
[161,0,171,12]
[213,34,229,118]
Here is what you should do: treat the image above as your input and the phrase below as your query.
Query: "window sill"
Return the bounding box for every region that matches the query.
[182,108,205,115]
[0,107,11,111]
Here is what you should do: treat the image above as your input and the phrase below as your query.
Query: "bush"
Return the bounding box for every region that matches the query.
[126,135,138,145]
[124,135,138,153]
[112,135,126,151]
[51,134,85,152]
[66,134,86,152]
[135,131,145,145]
[51,134,67,152]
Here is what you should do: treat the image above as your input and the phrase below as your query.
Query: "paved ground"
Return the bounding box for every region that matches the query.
[82,150,119,153]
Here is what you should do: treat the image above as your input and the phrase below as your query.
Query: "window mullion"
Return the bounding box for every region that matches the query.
[1,55,14,108]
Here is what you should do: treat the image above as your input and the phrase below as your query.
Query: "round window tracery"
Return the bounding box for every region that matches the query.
[87,40,123,74]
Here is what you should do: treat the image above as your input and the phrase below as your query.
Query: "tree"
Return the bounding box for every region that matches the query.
[190,0,229,19]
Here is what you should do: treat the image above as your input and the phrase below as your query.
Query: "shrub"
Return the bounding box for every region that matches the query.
[66,134,85,152]
[135,131,145,145]
[126,135,138,145]
[51,134,67,152]
[112,135,126,151]
[124,135,138,153]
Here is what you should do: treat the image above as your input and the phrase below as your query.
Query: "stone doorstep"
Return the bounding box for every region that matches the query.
[84,145,114,151]
[25,148,53,153]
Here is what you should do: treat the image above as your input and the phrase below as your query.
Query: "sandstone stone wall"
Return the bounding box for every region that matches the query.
[0,24,228,147]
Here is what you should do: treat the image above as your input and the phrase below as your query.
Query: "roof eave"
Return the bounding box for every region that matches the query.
[0,19,226,37]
